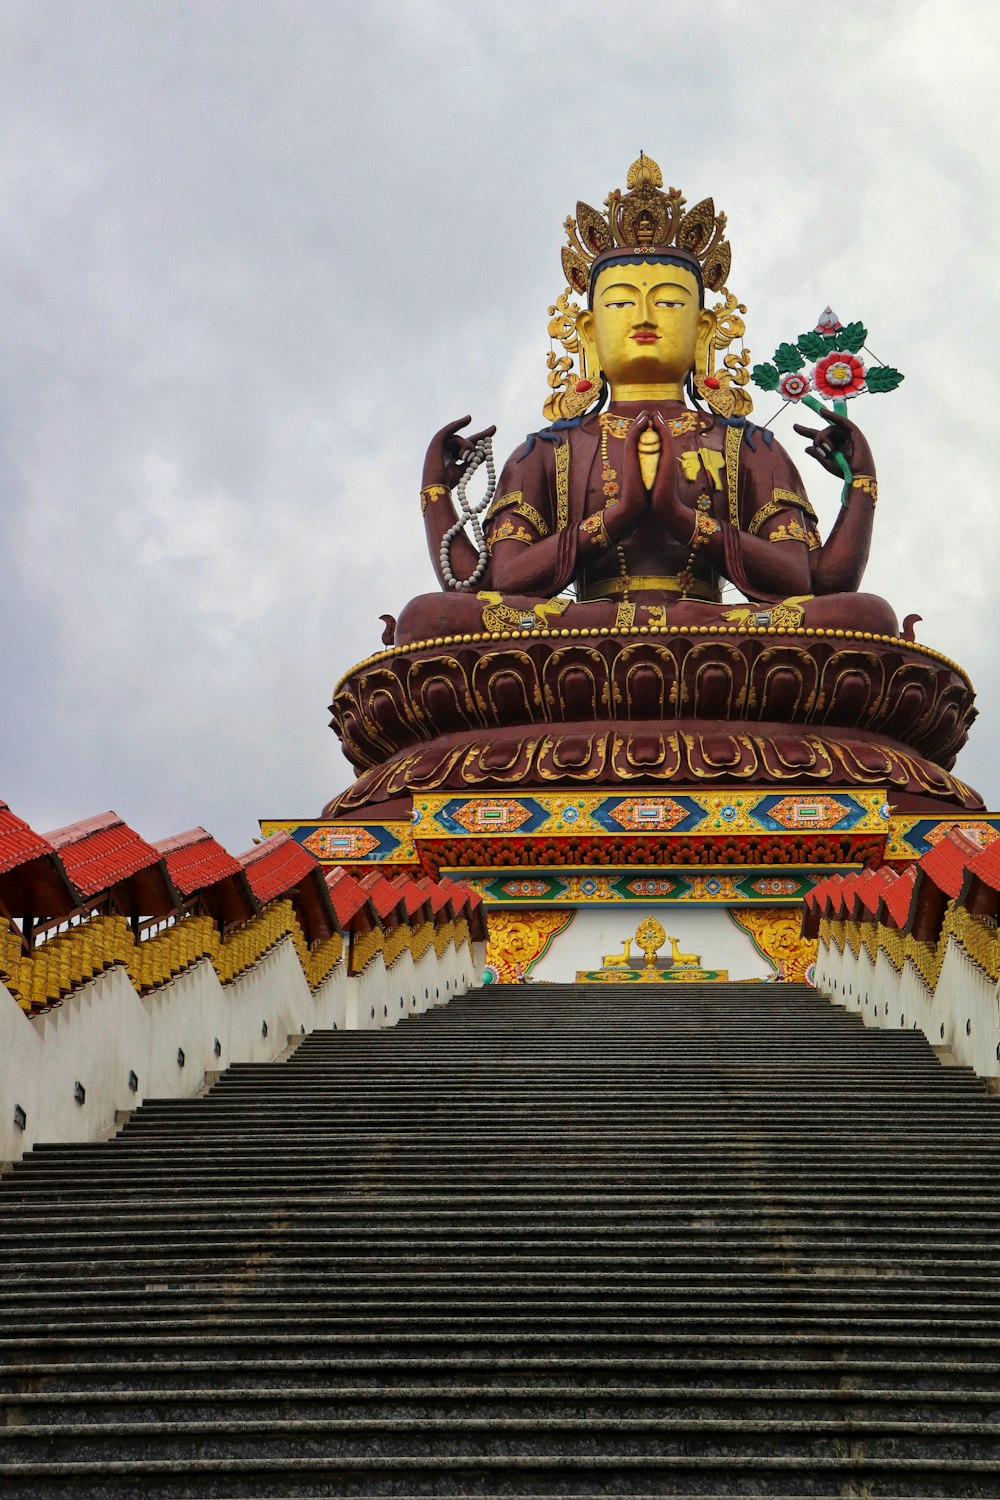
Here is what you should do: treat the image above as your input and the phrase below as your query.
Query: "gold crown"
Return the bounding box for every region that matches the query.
[561,153,732,297]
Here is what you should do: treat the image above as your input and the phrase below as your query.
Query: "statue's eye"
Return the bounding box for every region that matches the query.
[604,299,634,309]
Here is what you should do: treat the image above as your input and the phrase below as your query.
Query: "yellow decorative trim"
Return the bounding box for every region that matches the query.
[876,922,905,972]
[600,414,633,441]
[334,625,974,695]
[583,574,720,602]
[767,517,810,544]
[487,518,535,550]
[382,924,410,970]
[128,915,219,993]
[664,412,699,437]
[747,499,781,537]
[554,441,570,531]
[477,592,571,633]
[852,475,878,506]
[905,934,942,993]
[350,926,384,976]
[420,484,449,513]
[410,920,433,962]
[724,423,741,528]
[944,904,1000,981]
[0,900,346,1014]
[434,919,455,959]
[485,490,524,521]
[513,499,549,536]
[723,595,811,631]
[580,511,611,549]
[772,487,818,520]
[487,491,550,537]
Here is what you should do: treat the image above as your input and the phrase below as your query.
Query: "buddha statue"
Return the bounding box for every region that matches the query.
[326,157,979,816]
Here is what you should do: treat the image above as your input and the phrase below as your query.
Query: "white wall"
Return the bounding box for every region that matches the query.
[0,929,480,1167]
[529,908,774,983]
[819,931,1000,1082]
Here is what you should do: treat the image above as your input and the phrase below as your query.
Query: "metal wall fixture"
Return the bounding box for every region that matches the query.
[177,1048,185,1068]
[213,1038,222,1057]
[73,1081,86,1106]
[261,1020,268,1038]
[128,1070,139,1093]
[12,1104,26,1131]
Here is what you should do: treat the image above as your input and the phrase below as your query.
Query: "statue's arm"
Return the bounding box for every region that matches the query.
[420,416,497,589]
[792,405,877,594]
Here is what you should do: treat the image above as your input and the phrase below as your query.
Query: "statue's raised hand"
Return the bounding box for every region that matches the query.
[423,415,497,490]
[793,403,874,480]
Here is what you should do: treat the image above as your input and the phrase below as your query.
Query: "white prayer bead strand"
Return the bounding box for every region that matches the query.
[440,435,496,592]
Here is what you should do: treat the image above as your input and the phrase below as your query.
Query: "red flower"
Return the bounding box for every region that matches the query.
[778,370,811,401]
[813,351,866,400]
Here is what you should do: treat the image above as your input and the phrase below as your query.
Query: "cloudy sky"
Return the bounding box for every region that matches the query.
[1,0,998,851]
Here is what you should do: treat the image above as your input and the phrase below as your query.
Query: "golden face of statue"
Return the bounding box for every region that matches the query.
[578,259,714,401]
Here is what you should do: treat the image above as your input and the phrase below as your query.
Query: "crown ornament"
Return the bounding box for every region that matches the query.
[544,154,751,424]
[561,153,732,296]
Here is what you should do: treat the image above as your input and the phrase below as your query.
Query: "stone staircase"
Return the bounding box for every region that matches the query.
[2,981,1000,1496]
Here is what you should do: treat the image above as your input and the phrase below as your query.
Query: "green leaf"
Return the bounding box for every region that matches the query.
[751,362,780,392]
[865,365,904,393]
[797,330,836,359]
[773,341,805,373]
[836,321,868,353]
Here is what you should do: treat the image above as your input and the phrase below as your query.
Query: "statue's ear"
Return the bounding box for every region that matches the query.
[695,307,717,375]
[576,308,598,374]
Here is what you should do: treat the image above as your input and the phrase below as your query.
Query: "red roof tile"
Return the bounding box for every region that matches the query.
[359,871,406,923]
[882,864,917,930]
[831,873,859,920]
[44,811,165,899]
[0,800,82,917]
[916,828,982,900]
[238,832,322,907]
[390,875,430,921]
[436,876,468,919]
[415,877,452,918]
[966,838,1000,895]
[326,868,371,928]
[154,828,242,897]
[0,801,57,877]
[856,867,895,918]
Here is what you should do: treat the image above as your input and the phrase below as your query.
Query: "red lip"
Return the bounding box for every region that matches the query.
[630,332,660,343]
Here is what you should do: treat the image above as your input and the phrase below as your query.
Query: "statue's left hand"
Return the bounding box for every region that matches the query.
[422,415,497,490]
[793,403,874,479]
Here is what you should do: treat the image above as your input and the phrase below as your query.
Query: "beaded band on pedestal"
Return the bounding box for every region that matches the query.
[439,437,497,591]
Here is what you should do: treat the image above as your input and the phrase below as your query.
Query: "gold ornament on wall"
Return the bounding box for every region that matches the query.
[730,909,817,982]
[485,909,574,982]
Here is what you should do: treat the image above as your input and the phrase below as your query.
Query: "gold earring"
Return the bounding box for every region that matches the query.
[692,327,737,418]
